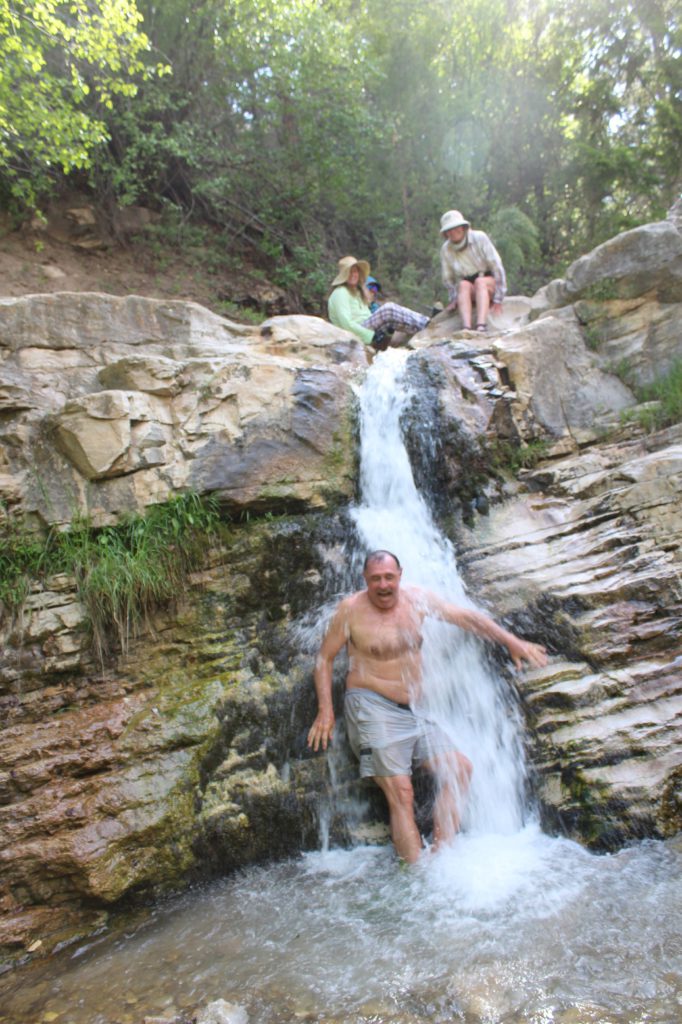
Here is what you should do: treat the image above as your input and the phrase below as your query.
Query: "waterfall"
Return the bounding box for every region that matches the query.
[351,348,529,835]
[2,355,679,1024]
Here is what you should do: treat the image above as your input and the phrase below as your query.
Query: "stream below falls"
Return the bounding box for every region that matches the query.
[1,832,680,1023]
[2,350,680,1023]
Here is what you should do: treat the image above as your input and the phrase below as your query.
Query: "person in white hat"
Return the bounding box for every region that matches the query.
[328,256,429,350]
[439,211,507,332]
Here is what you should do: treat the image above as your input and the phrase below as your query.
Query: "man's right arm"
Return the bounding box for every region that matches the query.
[307,600,350,752]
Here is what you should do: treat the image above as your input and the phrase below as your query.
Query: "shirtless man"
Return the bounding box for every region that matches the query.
[307,550,548,863]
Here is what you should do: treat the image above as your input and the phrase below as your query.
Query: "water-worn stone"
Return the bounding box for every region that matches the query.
[195,1000,248,1024]
[0,294,364,526]
[412,294,532,342]
[492,314,635,440]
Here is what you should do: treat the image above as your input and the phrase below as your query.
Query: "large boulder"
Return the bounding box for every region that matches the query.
[564,220,682,303]
[492,312,635,442]
[0,295,365,526]
[531,220,682,313]
[529,218,682,385]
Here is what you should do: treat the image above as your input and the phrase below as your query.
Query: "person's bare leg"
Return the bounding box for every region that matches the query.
[473,277,496,329]
[375,774,423,863]
[456,280,474,329]
[424,751,473,850]
[388,330,410,347]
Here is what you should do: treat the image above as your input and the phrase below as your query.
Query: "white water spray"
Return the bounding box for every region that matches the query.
[351,349,528,834]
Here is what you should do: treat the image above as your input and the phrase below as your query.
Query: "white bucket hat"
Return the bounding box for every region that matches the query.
[440,210,470,234]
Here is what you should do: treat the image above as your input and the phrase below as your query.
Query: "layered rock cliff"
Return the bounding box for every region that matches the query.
[0,212,680,969]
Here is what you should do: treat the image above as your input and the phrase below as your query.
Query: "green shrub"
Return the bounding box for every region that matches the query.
[640,358,682,426]
[583,323,604,351]
[490,438,551,474]
[609,357,637,389]
[624,358,682,432]
[581,278,620,302]
[487,206,541,295]
[215,300,263,325]
[394,262,432,313]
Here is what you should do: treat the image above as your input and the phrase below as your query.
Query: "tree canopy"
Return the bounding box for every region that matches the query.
[1,0,679,304]
[0,0,165,205]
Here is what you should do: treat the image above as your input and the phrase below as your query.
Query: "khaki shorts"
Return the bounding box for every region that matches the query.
[344,688,454,779]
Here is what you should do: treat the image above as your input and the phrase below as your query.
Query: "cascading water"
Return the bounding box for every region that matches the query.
[351,348,528,836]
[1,351,680,1024]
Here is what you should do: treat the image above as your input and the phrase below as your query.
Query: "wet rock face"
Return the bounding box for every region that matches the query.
[455,427,682,847]
[0,512,353,968]
[400,351,502,526]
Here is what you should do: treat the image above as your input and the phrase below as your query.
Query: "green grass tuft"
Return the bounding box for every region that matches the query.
[0,509,51,610]
[638,358,682,428]
[489,438,551,474]
[0,493,223,658]
[621,358,682,432]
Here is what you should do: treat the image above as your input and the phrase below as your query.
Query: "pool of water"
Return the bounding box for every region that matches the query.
[2,826,680,1023]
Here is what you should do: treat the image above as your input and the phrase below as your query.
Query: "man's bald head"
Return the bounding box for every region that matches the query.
[363,550,401,573]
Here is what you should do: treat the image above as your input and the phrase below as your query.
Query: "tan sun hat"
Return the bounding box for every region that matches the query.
[332,255,371,286]
[440,210,470,234]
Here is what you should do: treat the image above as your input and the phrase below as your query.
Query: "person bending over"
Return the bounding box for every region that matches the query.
[307,550,547,863]
[439,210,507,333]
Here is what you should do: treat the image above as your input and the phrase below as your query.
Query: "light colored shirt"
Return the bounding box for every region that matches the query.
[328,286,374,345]
[440,229,507,306]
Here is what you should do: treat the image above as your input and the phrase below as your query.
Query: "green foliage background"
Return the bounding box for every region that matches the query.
[1,0,680,306]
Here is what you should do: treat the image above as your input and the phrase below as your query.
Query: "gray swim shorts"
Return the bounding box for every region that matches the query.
[344,688,454,779]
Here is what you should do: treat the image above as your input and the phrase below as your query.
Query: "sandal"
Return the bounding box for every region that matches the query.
[476,324,487,333]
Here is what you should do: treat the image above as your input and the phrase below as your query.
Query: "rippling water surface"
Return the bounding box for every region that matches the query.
[2,829,680,1023]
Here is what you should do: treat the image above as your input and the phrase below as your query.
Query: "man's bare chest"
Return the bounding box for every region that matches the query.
[348,610,422,660]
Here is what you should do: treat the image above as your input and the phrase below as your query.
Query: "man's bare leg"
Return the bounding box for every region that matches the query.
[456,280,474,329]
[424,751,473,850]
[374,774,423,863]
[473,276,496,329]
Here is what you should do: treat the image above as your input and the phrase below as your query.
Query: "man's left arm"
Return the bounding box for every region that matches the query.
[426,593,547,669]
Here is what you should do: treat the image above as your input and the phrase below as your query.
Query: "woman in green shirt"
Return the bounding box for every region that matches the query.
[327,256,429,349]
